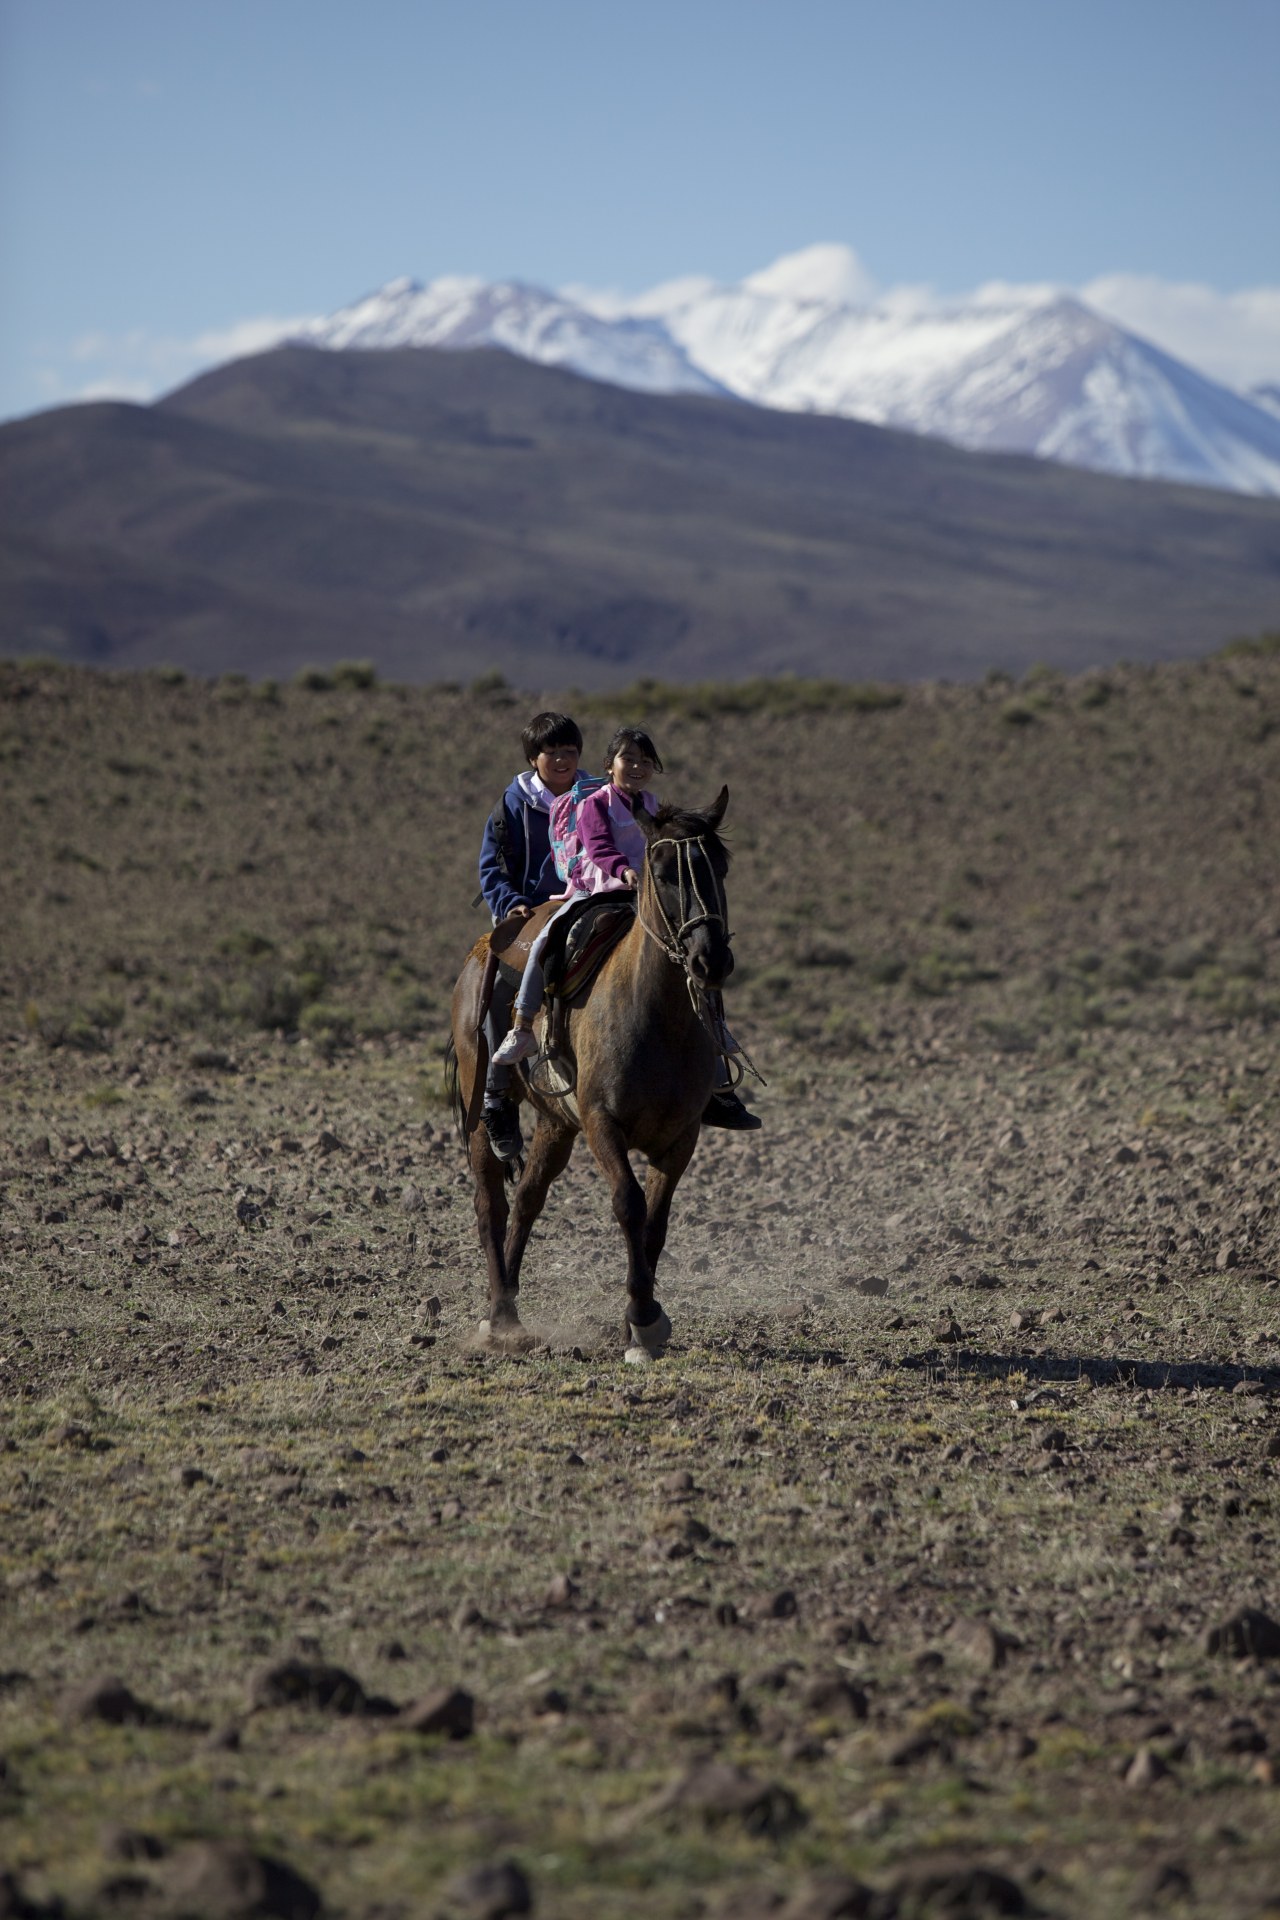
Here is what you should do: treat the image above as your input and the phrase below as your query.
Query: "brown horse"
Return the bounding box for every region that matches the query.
[447,787,736,1362]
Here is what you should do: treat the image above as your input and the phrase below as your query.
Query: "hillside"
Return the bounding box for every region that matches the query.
[2,346,1280,687]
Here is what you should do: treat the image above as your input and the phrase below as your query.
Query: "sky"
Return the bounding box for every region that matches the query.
[2,0,1279,422]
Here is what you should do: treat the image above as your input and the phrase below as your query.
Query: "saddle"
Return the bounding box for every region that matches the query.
[488,894,635,1070]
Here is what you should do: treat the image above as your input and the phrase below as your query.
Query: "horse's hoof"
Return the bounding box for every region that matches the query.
[624,1307,672,1365]
[477,1317,539,1356]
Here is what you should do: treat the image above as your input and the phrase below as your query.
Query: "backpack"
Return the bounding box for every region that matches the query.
[549,774,609,887]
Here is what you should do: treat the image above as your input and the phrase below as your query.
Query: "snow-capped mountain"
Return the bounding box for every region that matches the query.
[296,275,724,398]
[296,248,1280,496]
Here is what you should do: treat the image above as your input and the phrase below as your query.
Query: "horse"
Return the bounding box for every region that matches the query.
[447,787,736,1363]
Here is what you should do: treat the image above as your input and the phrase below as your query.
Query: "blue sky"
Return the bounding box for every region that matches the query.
[2,0,1279,420]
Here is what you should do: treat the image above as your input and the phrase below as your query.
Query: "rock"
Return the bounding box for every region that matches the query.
[854,1275,889,1297]
[189,1047,235,1072]
[543,1573,578,1609]
[62,1676,158,1725]
[250,1659,367,1714]
[801,1674,868,1722]
[886,1863,1030,1915]
[161,1841,320,1919]
[401,1183,426,1213]
[661,1469,695,1495]
[400,1686,475,1737]
[1009,1309,1040,1333]
[1204,1608,1280,1659]
[0,1872,64,1918]
[100,1824,166,1862]
[752,1589,799,1621]
[1136,1861,1192,1904]
[440,1860,532,1917]
[780,1874,873,1918]
[947,1618,1014,1670]
[1124,1745,1170,1788]
[1036,1428,1068,1453]
[654,1760,805,1839]
[1216,1244,1240,1270]
[932,1314,964,1344]
[827,1615,874,1647]
[303,1130,344,1155]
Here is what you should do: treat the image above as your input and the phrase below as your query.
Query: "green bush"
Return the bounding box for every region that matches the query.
[331,659,378,690]
[1000,700,1038,726]
[294,665,334,691]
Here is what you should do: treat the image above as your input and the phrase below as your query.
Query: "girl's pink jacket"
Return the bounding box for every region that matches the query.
[575,784,657,895]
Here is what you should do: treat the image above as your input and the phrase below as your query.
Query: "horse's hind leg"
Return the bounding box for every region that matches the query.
[468,1129,526,1349]
[503,1117,576,1291]
[583,1112,670,1360]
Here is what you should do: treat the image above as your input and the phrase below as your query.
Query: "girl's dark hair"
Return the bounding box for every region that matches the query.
[522,710,583,762]
[604,725,664,773]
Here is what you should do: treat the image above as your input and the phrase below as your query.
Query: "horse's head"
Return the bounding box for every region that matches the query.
[636,786,734,991]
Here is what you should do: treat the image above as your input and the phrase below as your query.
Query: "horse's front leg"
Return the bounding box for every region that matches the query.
[642,1121,701,1274]
[583,1112,670,1363]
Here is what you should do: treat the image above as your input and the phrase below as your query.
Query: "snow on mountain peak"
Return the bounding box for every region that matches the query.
[742,243,878,308]
[288,252,1280,496]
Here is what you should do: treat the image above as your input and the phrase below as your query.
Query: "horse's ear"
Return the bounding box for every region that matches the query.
[706,785,729,828]
[635,802,659,841]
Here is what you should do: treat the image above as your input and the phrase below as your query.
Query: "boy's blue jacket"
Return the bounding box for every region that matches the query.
[478,772,562,922]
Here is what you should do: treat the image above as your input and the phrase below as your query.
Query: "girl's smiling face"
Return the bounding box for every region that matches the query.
[610,745,656,794]
[535,744,580,796]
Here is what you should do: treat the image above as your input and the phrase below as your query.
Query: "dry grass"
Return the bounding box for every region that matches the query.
[2,655,1280,1916]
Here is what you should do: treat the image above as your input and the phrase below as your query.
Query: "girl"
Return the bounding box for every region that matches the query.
[491,725,660,1064]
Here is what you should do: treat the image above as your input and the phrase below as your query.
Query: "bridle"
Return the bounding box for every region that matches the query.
[635,827,763,1093]
[637,831,733,1005]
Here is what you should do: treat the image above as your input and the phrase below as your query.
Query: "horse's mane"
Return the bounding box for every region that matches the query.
[648,803,730,867]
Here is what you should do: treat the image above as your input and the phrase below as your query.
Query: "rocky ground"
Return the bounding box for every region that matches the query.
[1,652,1279,1917]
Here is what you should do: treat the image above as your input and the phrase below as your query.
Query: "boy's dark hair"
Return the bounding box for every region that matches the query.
[522,711,583,763]
[603,725,664,773]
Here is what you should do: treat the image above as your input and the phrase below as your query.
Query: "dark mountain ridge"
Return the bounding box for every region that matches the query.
[2,344,1278,684]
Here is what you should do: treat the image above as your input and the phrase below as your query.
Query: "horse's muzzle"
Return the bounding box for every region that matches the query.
[686,929,733,991]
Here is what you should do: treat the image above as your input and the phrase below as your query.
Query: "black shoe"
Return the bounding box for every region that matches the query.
[483,1098,524,1162]
[702,1090,762,1131]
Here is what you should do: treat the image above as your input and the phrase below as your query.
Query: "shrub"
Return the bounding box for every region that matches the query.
[1000,700,1038,726]
[471,668,509,696]
[294,665,334,691]
[331,659,378,690]
[218,928,276,958]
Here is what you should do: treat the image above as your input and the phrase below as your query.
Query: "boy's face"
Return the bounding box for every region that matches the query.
[534,743,580,796]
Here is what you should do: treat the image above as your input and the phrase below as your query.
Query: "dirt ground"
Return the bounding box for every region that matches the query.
[2,653,1280,1918]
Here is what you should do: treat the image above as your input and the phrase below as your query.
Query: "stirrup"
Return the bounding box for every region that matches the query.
[526,1048,576,1097]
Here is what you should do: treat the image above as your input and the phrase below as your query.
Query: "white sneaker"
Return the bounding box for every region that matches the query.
[492,1025,538,1065]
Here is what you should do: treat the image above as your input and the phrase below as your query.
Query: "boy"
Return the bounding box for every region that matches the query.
[477,711,583,1160]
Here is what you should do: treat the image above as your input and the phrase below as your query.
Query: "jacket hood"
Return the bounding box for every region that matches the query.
[512,770,554,811]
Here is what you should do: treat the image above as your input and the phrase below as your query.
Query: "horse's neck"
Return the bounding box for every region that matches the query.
[622,902,698,1022]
